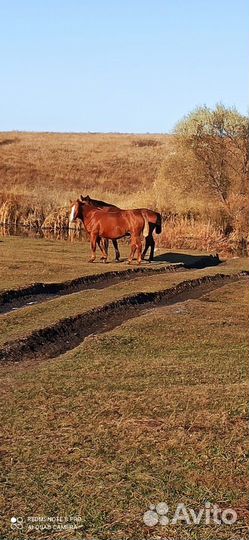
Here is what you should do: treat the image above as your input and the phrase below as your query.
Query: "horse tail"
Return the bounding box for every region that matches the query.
[155,212,162,234]
[141,212,149,237]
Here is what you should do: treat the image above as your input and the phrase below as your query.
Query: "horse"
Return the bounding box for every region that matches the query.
[79,196,121,261]
[69,199,150,264]
[81,195,162,261]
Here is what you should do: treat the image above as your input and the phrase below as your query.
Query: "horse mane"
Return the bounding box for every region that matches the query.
[93,198,115,208]
[84,196,117,209]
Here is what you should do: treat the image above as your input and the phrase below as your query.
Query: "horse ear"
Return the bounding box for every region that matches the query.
[69,199,73,204]
[80,195,84,201]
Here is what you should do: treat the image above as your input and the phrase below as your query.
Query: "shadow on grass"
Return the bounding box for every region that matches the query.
[153,251,221,269]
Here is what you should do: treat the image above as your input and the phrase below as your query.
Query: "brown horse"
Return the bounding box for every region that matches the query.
[81,195,162,261]
[79,196,121,261]
[69,199,149,264]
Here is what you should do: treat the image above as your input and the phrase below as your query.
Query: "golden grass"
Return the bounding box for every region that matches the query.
[0,132,172,235]
[0,131,171,202]
[159,216,245,256]
[0,131,247,255]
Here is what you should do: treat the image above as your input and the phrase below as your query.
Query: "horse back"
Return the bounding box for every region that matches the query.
[86,207,144,238]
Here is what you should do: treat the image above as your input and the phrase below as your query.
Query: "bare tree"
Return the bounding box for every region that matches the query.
[167,104,248,253]
[175,105,249,212]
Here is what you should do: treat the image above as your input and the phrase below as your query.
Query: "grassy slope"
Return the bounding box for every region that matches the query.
[0,132,171,208]
[1,280,248,539]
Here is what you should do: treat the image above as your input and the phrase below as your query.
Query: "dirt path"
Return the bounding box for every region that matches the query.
[0,255,222,315]
[1,272,247,364]
[0,263,186,315]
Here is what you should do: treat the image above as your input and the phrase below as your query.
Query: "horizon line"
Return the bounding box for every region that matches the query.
[0,129,172,136]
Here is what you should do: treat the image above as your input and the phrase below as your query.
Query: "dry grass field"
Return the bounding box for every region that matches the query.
[0,127,248,539]
[0,131,241,255]
[0,235,248,539]
[0,131,171,214]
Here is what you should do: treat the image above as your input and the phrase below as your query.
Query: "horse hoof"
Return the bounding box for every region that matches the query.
[88,259,95,263]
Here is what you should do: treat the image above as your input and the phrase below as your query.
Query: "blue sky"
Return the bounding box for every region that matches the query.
[0,0,248,133]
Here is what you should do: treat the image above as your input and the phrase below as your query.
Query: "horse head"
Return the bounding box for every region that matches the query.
[69,198,84,223]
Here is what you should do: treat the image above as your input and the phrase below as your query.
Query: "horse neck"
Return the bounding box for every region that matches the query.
[80,203,94,224]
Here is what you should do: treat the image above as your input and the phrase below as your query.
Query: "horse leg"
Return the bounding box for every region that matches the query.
[97,237,108,262]
[141,235,150,259]
[128,237,137,264]
[142,223,155,260]
[136,237,142,265]
[104,238,109,256]
[112,239,120,261]
[89,233,98,262]
[149,236,155,261]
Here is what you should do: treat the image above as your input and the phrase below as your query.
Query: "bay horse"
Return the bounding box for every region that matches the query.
[79,197,121,261]
[69,199,150,264]
[81,195,162,261]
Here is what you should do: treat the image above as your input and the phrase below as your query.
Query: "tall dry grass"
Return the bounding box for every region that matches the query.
[0,131,247,255]
[159,215,247,255]
[0,131,171,222]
